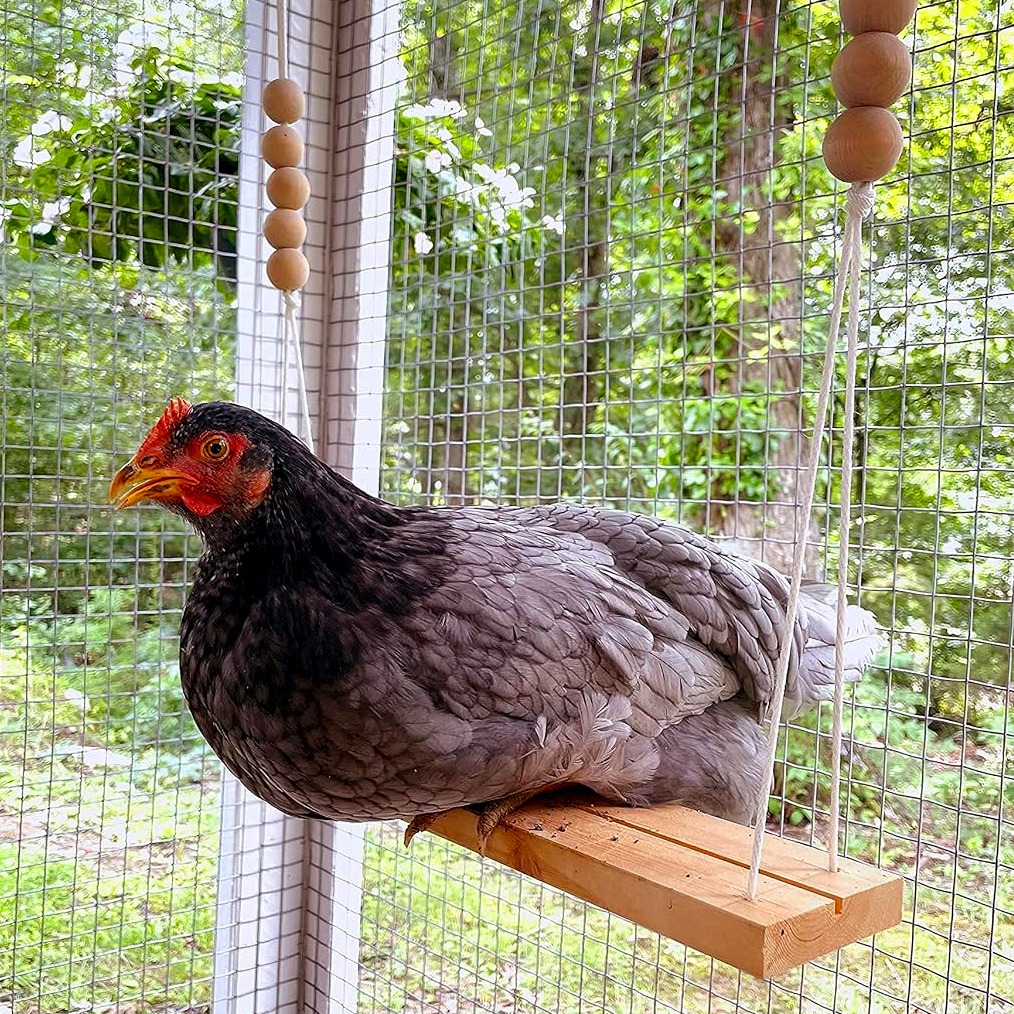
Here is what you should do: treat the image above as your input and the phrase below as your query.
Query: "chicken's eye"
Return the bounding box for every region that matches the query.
[201,435,231,462]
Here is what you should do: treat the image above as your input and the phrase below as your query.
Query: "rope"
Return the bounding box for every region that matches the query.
[746,181,874,900]
[274,0,288,80]
[268,0,314,455]
[284,291,315,455]
[826,184,871,871]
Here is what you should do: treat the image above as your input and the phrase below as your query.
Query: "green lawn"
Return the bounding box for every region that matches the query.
[0,762,218,1012]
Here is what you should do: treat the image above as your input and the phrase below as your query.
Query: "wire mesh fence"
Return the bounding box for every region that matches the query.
[369,0,1013,1012]
[0,1,241,1009]
[1,0,1012,1012]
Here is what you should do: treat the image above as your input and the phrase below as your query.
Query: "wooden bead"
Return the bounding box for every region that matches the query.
[823,106,904,182]
[263,78,305,124]
[266,167,310,210]
[839,0,917,36]
[832,32,912,108]
[263,208,307,249]
[266,247,310,291]
[261,125,304,169]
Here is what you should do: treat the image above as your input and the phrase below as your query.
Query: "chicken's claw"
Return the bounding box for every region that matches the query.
[404,786,564,852]
[403,812,444,847]
[473,789,548,853]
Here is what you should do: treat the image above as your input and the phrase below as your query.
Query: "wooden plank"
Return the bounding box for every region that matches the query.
[423,798,903,979]
[577,800,900,907]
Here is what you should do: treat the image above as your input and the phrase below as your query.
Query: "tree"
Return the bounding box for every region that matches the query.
[7,0,1013,734]
[1,25,238,724]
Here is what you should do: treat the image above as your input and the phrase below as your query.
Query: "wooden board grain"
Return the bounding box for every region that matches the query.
[423,797,903,979]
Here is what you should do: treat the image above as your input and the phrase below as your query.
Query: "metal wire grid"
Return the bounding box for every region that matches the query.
[2,0,1012,1010]
[370,1,1014,1013]
[0,0,241,1009]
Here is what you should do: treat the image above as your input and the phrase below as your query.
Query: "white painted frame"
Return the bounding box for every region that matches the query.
[215,0,400,1010]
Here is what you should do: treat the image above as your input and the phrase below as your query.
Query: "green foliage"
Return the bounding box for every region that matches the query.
[383,0,798,509]
[0,251,232,611]
[1,26,238,761]
[5,46,240,282]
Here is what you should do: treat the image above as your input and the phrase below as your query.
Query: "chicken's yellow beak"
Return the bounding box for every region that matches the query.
[109,460,194,509]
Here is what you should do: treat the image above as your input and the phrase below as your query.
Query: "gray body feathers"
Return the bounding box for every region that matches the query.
[185,494,879,827]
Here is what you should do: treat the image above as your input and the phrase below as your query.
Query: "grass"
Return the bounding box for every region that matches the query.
[0,644,219,1014]
[0,761,219,1013]
[1,641,1012,1014]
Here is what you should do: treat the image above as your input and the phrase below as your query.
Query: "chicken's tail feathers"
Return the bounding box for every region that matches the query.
[784,588,882,718]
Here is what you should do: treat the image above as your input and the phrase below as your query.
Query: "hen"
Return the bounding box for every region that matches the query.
[111,399,879,844]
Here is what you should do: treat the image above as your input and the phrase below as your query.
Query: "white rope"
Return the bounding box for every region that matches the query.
[826,185,870,872]
[269,0,314,455]
[746,181,874,901]
[284,291,315,455]
[274,0,288,79]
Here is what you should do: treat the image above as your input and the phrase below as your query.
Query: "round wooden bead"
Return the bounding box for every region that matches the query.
[261,125,304,169]
[839,0,917,36]
[266,167,311,210]
[832,32,912,108]
[266,247,310,291]
[263,78,305,124]
[823,106,904,182]
[263,208,307,249]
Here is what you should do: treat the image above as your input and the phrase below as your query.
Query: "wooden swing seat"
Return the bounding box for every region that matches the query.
[424,791,903,979]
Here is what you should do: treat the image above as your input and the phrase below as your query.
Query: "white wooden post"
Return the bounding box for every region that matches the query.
[215,0,400,1010]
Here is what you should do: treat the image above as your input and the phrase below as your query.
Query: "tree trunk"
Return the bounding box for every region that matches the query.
[559,0,610,484]
[710,0,814,575]
[421,402,471,505]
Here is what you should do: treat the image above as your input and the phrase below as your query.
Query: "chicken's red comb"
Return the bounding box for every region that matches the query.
[137,397,192,456]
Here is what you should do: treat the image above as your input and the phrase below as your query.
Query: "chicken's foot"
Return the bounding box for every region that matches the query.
[403,785,566,853]
[472,789,546,852]
[403,811,447,847]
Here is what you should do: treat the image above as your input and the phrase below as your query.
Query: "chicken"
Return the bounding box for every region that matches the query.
[110,398,879,845]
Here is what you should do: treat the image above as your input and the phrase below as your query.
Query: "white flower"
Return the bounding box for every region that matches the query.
[31,110,72,136]
[114,23,168,87]
[496,174,536,212]
[475,116,492,138]
[453,176,480,202]
[473,162,499,185]
[59,62,91,88]
[41,198,71,223]
[403,98,465,121]
[475,163,534,207]
[413,231,434,255]
[12,136,45,169]
[423,149,451,174]
[503,182,536,211]
[541,213,564,236]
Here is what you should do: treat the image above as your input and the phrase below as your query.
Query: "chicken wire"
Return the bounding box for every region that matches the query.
[370,1,1013,1014]
[2,1,1012,1014]
[1,1,242,1011]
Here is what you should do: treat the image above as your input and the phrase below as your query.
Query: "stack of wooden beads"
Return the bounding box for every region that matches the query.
[822,0,916,183]
[261,77,310,292]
